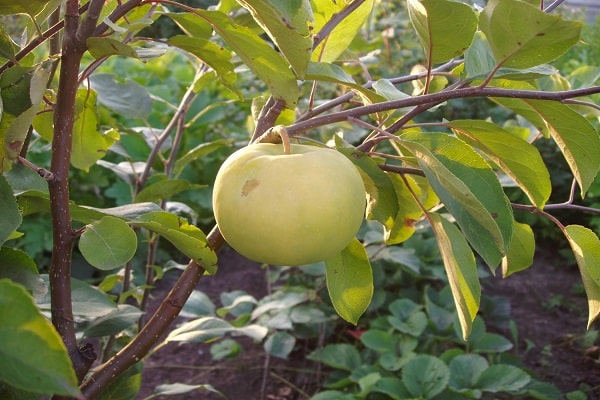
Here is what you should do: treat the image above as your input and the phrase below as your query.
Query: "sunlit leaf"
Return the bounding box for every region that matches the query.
[0,175,21,245]
[407,0,477,64]
[527,100,600,196]
[0,280,80,397]
[501,221,535,277]
[337,148,398,236]
[564,225,600,328]
[479,0,582,69]
[167,35,237,88]
[398,132,513,268]
[177,9,299,107]
[79,216,137,270]
[133,211,217,273]
[86,37,138,59]
[494,98,600,196]
[0,0,58,17]
[324,238,373,325]
[306,62,387,108]
[310,0,374,63]
[429,213,480,339]
[147,383,224,399]
[448,119,551,208]
[385,174,428,245]
[71,88,120,171]
[236,0,314,78]
[0,62,51,171]
[163,316,267,343]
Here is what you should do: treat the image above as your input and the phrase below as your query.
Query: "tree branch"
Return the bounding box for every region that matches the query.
[284,85,600,137]
[49,0,97,385]
[80,226,224,398]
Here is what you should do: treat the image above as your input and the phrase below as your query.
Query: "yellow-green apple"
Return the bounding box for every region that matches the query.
[212,143,365,265]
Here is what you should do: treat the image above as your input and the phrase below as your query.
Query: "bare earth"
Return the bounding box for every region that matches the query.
[136,247,600,400]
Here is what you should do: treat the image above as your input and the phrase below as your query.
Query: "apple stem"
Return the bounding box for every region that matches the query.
[275,125,292,155]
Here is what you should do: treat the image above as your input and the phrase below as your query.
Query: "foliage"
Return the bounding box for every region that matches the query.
[0,0,599,398]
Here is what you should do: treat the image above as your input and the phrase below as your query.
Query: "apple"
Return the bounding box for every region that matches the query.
[212,143,366,265]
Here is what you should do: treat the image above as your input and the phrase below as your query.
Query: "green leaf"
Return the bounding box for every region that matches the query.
[86,37,138,59]
[165,12,213,38]
[0,62,51,171]
[324,238,373,325]
[264,331,296,359]
[0,0,58,17]
[0,279,80,397]
[479,0,582,69]
[372,377,411,400]
[386,174,433,244]
[429,213,480,339]
[524,101,599,196]
[448,119,551,208]
[463,33,559,81]
[306,62,388,114]
[236,0,314,78]
[502,221,535,277]
[71,88,120,171]
[166,35,237,88]
[172,139,229,178]
[133,211,218,273]
[83,304,143,338]
[135,178,204,203]
[407,0,478,64]
[15,188,163,222]
[0,25,18,61]
[476,364,530,393]
[184,9,299,106]
[310,0,374,63]
[0,247,43,296]
[307,343,362,371]
[402,355,449,399]
[448,354,488,390]
[361,329,396,353]
[337,148,398,236]
[399,132,513,268]
[0,175,21,245]
[163,316,267,343]
[79,216,137,270]
[564,225,600,328]
[37,275,117,318]
[89,73,152,120]
[96,363,142,400]
[181,290,216,318]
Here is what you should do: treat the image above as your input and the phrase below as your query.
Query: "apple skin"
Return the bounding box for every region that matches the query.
[212,143,366,265]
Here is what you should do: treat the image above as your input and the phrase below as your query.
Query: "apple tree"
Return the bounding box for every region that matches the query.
[0,0,599,398]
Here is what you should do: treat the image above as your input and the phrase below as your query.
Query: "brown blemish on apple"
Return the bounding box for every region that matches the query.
[241,179,260,196]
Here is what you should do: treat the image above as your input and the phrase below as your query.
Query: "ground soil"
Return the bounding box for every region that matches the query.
[136,247,600,400]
